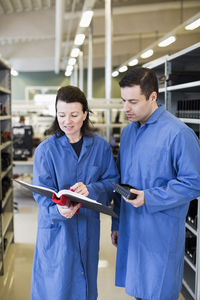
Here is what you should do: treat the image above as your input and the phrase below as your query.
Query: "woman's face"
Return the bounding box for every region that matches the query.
[57,100,87,142]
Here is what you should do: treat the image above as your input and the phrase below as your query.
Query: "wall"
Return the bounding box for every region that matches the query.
[12,71,69,100]
[12,68,122,100]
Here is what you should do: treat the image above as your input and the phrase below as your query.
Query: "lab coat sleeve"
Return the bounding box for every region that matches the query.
[87,143,119,206]
[111,152,121,231]
[145,128,200,214]
[33,144,67,224]
[111,193,121,231]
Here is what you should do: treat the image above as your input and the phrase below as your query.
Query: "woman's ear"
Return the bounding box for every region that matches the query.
[83,111,88,121]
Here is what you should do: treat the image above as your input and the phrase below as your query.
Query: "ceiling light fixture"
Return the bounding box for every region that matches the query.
[68,58,76,65]
[65,70,72,77]
[140,49,154,59]
[185,18,200,30]
[11,69,19,76]
[70,48,80,57]
[112,71,119,77]
[158,35,176,47]
[74,33,85,46]
[119,65,128,73]
[79,10,94,28]
[128,58,139,66]
[66,65,73,73]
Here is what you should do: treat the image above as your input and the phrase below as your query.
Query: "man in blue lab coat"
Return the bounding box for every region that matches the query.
[111,67,200,300]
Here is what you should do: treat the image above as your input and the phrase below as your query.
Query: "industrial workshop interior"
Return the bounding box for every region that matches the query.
[0,0,200,299]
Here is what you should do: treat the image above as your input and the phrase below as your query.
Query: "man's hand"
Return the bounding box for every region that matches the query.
[111,231,118,247]
[124,188,145,207]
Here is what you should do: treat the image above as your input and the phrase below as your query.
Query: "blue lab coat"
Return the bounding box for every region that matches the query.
[31,133,119,300]
[113,105,200,300]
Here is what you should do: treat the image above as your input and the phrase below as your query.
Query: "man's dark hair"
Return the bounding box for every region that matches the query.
[119,67,158,99]
[49,85,94,137]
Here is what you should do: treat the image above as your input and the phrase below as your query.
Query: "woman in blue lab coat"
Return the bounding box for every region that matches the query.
[31,85,119,300]
[111,68,200,300]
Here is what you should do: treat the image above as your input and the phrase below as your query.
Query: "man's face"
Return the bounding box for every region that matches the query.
[121,85,157,124]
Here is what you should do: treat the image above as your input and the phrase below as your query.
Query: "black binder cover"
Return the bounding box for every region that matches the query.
[14,179,118,218]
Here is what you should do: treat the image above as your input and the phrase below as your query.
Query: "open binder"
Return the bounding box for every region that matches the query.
[14,179,118,218]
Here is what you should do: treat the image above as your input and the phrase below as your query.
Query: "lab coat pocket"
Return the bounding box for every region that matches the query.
[142,211,179,254]
[85,165,101,183]
[37,225,63,269]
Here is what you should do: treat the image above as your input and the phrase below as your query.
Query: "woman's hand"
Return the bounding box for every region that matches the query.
[57,203,81,219]
[70,182,89,197]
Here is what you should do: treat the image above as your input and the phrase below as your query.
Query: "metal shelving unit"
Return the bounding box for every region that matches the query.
[183,197,200,300]
[167,43,200,300]
[145,42,200,300]
[0,57,14,276]
[87,98,128,159]
[88,98,128,141]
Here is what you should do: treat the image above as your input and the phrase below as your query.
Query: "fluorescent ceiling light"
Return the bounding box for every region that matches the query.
[65,70,72,77]
[119,66,128,73]
[79,10,94,28]
[11,69,19,76]
[66,65,73,72]
[141,49,153,59]
[112,71,119,77]
[158,35,176,47]
[185,18,200,30]
[70,48,80,57]
[128,58,139,66]
[74,33,85,46]
[68,58,76,65]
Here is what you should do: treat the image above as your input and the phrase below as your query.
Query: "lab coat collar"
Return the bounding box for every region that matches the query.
[59,132,94,148]
[145,104,165,125]
[132,104,165,128]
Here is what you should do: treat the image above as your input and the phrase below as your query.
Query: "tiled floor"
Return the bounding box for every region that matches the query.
[0,190,185,300]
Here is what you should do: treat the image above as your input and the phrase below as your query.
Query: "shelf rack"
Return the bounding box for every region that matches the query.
[144,42,200,300]
[0,57,14,276]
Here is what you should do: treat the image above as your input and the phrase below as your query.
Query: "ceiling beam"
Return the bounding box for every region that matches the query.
[42,0,52,9]
[0,35,54,46]
[62,0,77,67]
[10,0,23,13]
[64,0,200,20]
[54,0,65,73]
[32,0,42,10]
[21,0,33,11]
[62,32,166,48]
[0,0,14,14]
[0,3,5,14]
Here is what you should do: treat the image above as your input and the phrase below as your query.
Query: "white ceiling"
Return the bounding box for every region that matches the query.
[0,0,199,73]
